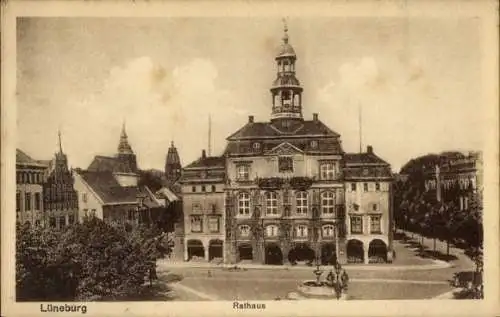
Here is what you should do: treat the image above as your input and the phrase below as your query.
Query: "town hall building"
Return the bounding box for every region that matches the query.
[180,25,394,265]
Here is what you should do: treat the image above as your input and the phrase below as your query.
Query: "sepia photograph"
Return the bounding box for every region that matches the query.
[2,1,498,316]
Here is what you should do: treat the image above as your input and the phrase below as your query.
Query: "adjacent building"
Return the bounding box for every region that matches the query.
[179,26,394,265]
[73,124,164,226]
[179,150,226,262]
[16,149,48,226]
[424,151,483,211]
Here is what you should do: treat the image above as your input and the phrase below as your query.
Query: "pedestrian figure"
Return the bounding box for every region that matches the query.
[207,270,212,277]
[149,261,158,287]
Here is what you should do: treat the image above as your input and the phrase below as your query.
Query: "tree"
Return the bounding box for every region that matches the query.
[16,218,172,301]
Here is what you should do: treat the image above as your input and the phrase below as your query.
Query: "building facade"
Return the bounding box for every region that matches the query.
[16,149,48,226]
[180,26,394,265]
[179,150,226,262]
[43,132,79,230]
[424,151,483,211]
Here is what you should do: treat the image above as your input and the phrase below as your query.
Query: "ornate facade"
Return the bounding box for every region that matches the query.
[42,131,79,229]
[180,25,394,265]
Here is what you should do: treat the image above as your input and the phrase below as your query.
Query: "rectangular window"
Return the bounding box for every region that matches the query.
[83,208,88,217]
[350,183,356,191]
[363,183,368,192]
[34,193,41,210]
[370,215,382,234]
[35,220,41,227]
[192,186,196,192]
[278,157,294,173]
[350,216,363,234]
[372,203,378,211]
[50,217,56,228]
[375,182,381,191]
[201,185,206,192]
[191,216,203,233]
[90,209,96,217]
[237,164,250,180]
[25,193,32,211]
[16,192,21,212]
[320,162,335,180]
[208,217,220,233]
[82,193,88,203]
[211,185,216,192]
[69,215,75,225]
[58,217,66,229]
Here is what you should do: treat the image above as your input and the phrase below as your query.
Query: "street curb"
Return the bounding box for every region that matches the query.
[157,259,452,271]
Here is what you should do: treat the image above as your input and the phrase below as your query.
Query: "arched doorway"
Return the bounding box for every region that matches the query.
[265,243,283,265]
[187,239,205,261]
[288,243,315,265]
[238,243,253,261]
[321,243,337,265]
[346,239,364,263]
[368,239,388,263]
[208,239,223,261]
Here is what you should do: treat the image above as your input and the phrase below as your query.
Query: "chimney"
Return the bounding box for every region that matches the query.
[313,113,319,121]
[202,149,207,159]
[248,115,254,123]
[367,145,373,154]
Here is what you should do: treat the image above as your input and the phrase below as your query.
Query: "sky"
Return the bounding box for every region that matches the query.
[16,17,485,172]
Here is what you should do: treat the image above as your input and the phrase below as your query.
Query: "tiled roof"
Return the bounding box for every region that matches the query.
[78,170,160,208]
[227,120,340,140]
[184,156,226,169]
[87,155,133,173]
[16,149,49,167]
[224,138,343,155]
[344,153,389,165]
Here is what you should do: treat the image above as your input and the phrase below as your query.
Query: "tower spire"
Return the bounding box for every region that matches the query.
[118,120,133,155]
[282,18,289,44]
[58,128,63,154]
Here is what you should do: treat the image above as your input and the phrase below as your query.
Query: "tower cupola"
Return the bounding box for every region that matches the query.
[270,21,303,123]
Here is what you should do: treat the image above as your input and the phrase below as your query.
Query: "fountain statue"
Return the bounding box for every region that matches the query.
[286,260,349,300]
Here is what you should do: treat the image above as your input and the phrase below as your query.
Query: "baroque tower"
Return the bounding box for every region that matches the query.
[165,141,182,184]
[270,22,303,124]
[116,122,138,173]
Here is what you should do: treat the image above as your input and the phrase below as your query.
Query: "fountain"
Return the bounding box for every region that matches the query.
[286,261,349,300]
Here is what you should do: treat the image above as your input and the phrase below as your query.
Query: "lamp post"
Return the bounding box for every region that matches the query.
[326,261,349,300]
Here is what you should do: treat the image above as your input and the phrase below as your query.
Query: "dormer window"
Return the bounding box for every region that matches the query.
[310,140,318,149]
[253,142,261,150]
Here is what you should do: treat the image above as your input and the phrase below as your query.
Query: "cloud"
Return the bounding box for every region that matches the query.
[60,56,242,169]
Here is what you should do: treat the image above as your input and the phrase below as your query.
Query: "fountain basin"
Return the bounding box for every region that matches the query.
[286,280,349,300]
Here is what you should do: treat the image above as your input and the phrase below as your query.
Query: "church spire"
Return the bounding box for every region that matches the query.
[165,140,182,184]
[118,120,134,155]
[270,20,303,123]
[58,128,63,154]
